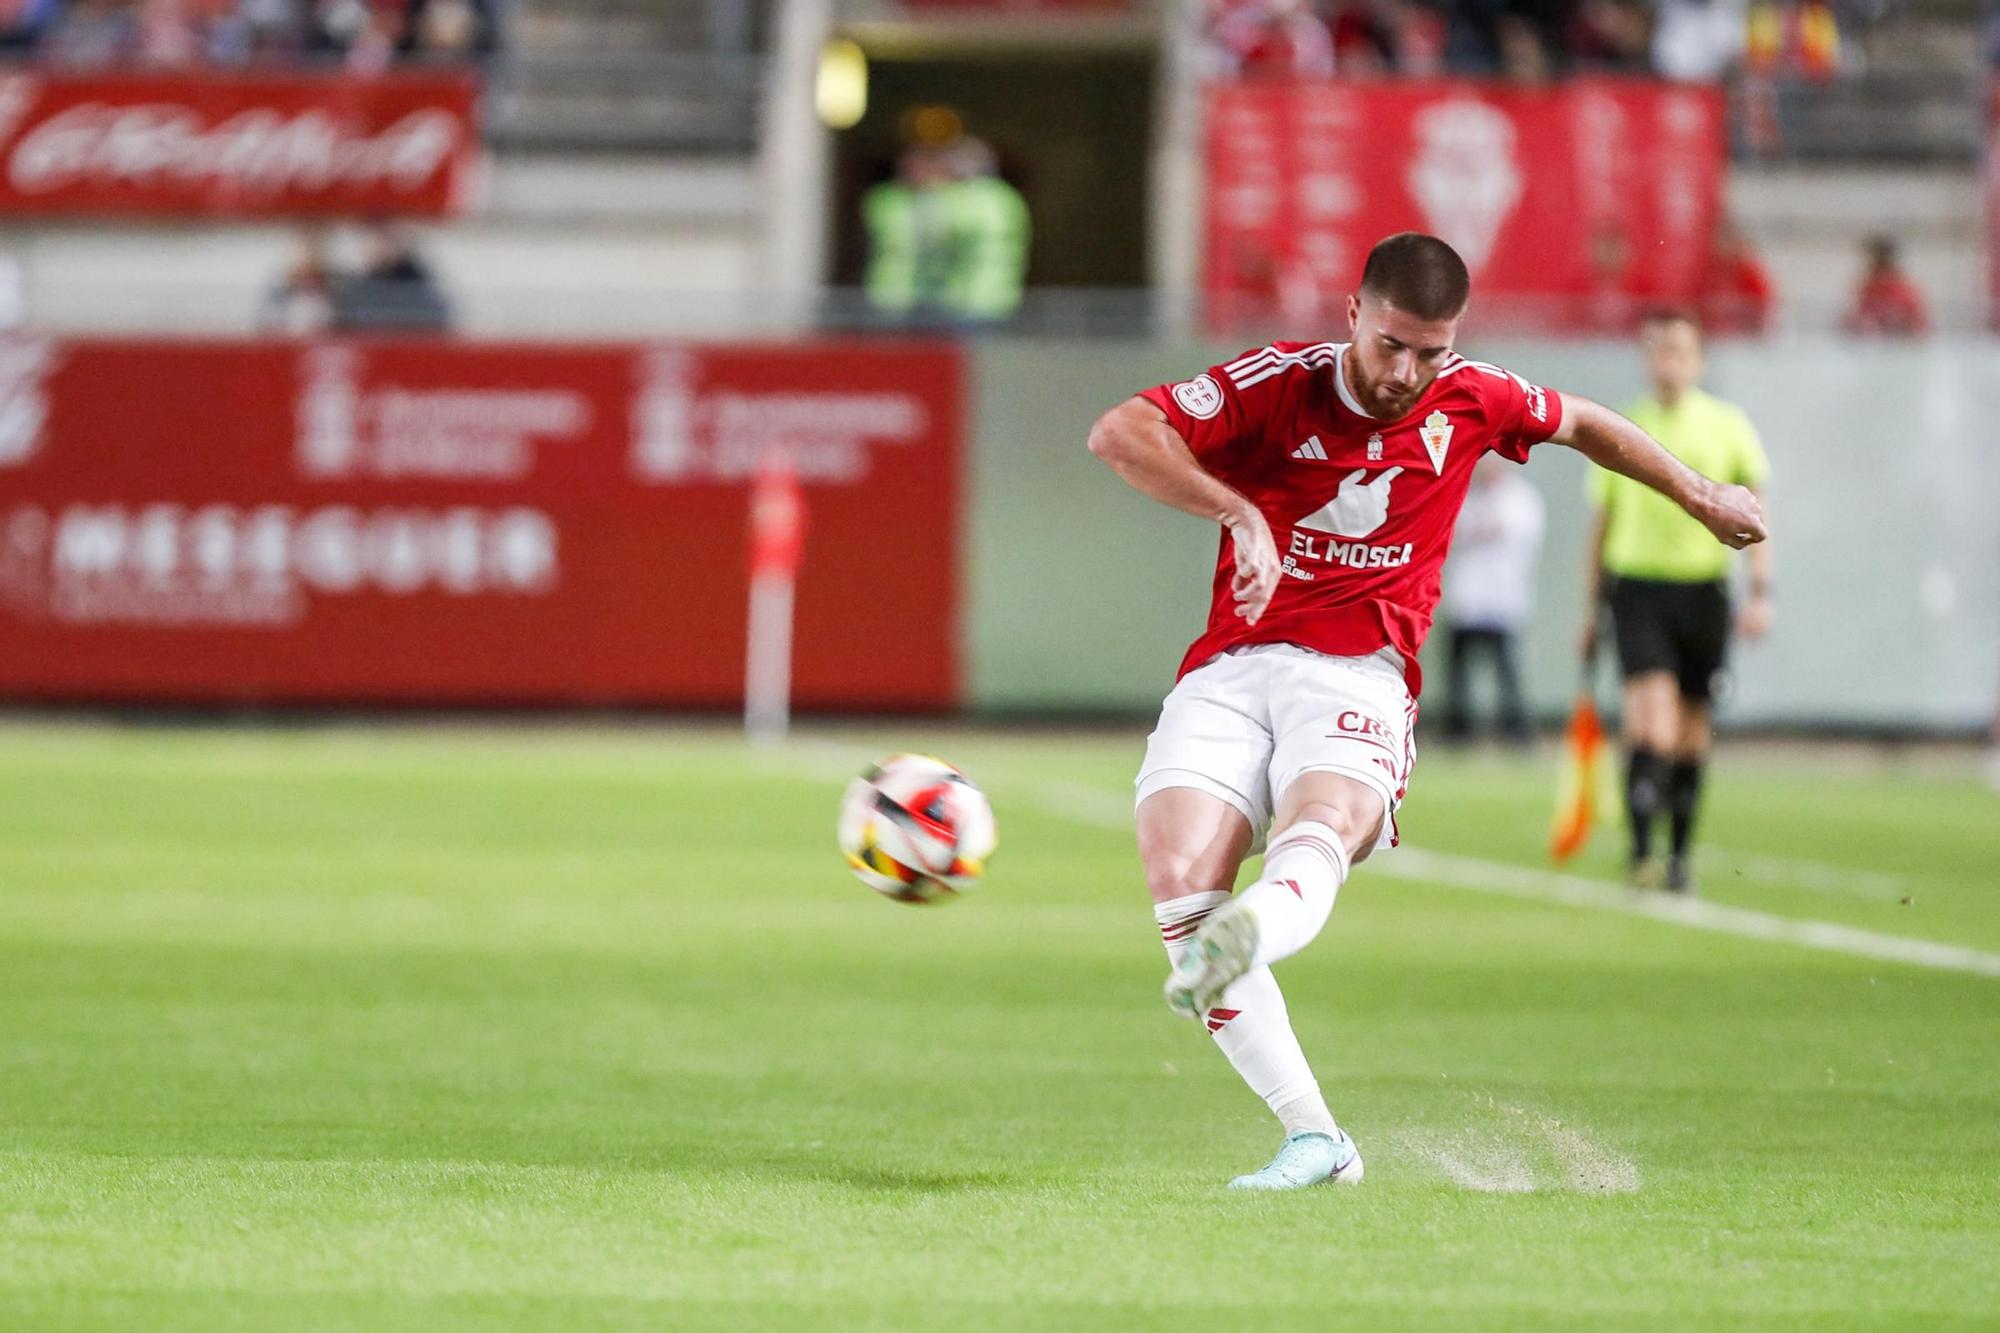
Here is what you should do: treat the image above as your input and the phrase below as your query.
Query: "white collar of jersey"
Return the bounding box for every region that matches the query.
[1332,344,1377,420]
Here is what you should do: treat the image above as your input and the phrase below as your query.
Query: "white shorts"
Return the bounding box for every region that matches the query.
[1134,644,1416,854]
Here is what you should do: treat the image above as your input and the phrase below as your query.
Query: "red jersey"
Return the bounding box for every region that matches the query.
[1697,255,1776,335]
[1842,273,1930,337]
[1139,341,1564,696]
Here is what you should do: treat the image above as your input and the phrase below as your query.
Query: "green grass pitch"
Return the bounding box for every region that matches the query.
[1,723,1996,1330]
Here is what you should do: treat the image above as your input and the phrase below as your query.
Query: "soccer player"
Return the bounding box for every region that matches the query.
[1086,234,1766,1191]
[1581,310,1773,894]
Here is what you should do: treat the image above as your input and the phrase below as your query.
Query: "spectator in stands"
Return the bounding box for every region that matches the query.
[0,0,63,54]
[941,137,1031,326]
[45,0,140,66]
[863,143,956,323]
[1695,219,1776,336]
[1652,0,1749,80]
[1203,0,1828,77]
[235,0,305,60]
[334,219,451,333]
[1569,0,1654,71]
[1496,13,1554,81]
[1441,455,1546,743]
[1440,0,1570,77]
[324,0,399,72]
[260,225,341,337]
[1325,0,1399,74]
[1214,0,1336,78]
[1841,233,1930,337]
[27,0,497,67]
[1391,0,1448,73]
[1746,0,1840,80]
[400,0,499,60]
[134,0,220,67]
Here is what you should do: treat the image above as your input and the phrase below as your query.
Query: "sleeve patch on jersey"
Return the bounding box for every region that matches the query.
[1171,374,1225,420]
[1524,382,1550,423]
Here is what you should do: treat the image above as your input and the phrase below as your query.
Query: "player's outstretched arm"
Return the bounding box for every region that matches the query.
[1087,397,1280,625]
[1551,395,1768,550]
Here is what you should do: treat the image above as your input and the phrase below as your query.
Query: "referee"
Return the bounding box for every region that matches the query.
[1581,310,1773,893]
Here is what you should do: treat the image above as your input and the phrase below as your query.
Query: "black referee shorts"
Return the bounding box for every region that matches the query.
[1607,576,1731,703]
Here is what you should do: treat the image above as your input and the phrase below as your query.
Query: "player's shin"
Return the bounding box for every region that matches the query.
[1233,820,1349,969]
[1155,892,1336,1136]
[1626,747,1665,862]
[1667,759,1704,856]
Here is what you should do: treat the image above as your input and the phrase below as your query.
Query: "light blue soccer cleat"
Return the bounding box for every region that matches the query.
[1227,1129,1365,1191]
[1163,897,1262,1020]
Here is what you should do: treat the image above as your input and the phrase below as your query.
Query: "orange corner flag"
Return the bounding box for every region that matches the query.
[1549,692,1604,863]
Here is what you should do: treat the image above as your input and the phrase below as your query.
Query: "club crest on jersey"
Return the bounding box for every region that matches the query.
[1171,374,1224,420]
[1419,411,1453,473]
[1366,432,1384,461]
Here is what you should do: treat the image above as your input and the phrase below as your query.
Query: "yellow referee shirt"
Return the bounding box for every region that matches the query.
[1588,387,1769,582]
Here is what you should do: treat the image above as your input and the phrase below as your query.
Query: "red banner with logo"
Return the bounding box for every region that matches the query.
[0,72,480,217]
[0,338,962,708]
[1205,80,1726,334]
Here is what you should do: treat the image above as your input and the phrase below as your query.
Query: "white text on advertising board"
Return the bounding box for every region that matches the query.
[0,502,557,627]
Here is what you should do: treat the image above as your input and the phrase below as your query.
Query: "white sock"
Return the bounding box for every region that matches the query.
[1235,820,1350,969]
[1155,891,1337,1136]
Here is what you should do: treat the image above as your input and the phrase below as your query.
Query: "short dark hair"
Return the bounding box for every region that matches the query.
[1640,306,1702,338]
[1359,233,1470,320]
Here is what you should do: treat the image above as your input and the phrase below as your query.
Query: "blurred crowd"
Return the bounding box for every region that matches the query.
[1567,225,1927,336]
[0,0,502,69]
[1208,0,1844,83]
[261,221,452,336]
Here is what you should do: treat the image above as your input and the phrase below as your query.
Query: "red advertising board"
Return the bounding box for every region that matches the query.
[0,72,480,217]
[1205,80,1726,333]
[0,337,963,709]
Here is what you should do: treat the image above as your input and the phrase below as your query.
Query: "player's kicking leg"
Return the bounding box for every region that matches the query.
[1137,785,1361,1190]
[1151,773,1382,1190]
[1164,771,1383,1021]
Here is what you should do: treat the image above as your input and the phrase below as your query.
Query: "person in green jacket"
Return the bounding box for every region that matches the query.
[863,144,957,319]
[940,137,1031,325]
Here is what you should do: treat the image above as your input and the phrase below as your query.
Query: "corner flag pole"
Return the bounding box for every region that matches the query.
[745,443,806,746]
[1549,642,1605,864]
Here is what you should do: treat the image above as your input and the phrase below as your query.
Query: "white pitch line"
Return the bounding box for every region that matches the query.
[1032,778,1137,830]
[1703,847,1908,902]
[1017,778,2000,981]
[769,742,2000,981]
[1371,848,2000,979]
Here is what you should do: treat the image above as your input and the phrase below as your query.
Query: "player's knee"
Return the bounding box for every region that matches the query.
[1141,850,1216,903]
[1626,710,1676,752]
[1286,796,1382,860]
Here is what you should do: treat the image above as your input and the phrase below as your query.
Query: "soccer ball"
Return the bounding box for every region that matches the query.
[837,754,997,904]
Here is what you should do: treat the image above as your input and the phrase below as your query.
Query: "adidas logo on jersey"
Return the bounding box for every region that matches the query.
[1290,435,1329,461]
